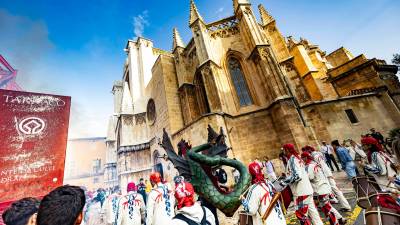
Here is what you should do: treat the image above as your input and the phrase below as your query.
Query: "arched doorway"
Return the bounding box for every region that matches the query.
[153,150,164,178]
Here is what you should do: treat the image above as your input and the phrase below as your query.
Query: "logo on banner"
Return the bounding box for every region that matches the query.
[18,117,46,135]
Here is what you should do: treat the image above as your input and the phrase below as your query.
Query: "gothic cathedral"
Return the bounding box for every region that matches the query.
[104,0,400,191]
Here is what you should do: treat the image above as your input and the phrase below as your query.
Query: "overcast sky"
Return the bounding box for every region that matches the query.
[0,0,399,138]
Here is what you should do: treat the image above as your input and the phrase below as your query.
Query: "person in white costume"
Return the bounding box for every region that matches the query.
[362,137,397,190]
[301,151,346,225]
[281,143,323,225]
[105,193,120,225]
[302,145,351,211]
[145,172,175,225]
[172,181,215,225]
[116,182,145,225]
[241,161,286,225]
[103,191,121,225]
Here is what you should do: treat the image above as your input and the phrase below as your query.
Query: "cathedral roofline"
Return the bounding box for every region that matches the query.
[206,15,236,27]
[124,37,154,51]
[326,46,352,58]
[151,53,175,74]
[327,56,393,83]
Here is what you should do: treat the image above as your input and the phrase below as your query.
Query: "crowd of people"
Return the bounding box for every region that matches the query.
[2,129,400,225]
[241,128,399,225]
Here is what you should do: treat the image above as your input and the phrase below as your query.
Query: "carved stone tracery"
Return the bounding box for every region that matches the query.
[207,16,240,39]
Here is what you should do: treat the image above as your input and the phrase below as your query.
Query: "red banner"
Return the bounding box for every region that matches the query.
[0,90,71,223]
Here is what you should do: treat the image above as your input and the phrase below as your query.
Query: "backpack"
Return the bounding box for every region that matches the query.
[173,206,211,225]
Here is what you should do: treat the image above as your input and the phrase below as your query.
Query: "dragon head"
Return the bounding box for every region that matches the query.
[160,126,251,217]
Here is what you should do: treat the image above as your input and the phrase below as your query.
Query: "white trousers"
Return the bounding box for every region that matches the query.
[328,177,351,210]
[295,195,323,225]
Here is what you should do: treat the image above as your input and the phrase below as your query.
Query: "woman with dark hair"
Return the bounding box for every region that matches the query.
[362,137,397,189]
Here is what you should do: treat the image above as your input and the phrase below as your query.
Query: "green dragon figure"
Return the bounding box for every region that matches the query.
[160,125,251,217]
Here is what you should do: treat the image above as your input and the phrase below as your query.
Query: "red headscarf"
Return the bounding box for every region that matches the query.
[248,162,265,184]
[301,151,313,165]
[174,182,195,209]
[302,145,315,153]
[150,172,162,184]
[283,143,300,158]
[361,137,383,163]
[127,182,137,192]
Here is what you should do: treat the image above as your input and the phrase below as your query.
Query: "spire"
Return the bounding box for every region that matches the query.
[258,4,274,25]
[189,0,204,26]
[121,82,134,115]
[106,116,117,142]
[172,28,185,50]
[233,0,251,11]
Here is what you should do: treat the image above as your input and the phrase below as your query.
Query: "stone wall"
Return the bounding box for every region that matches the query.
[330,62,384,97]
[326,47,354,68]
[302,94,400,144]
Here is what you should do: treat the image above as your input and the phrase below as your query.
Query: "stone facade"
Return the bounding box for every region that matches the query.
[106,0,400,192]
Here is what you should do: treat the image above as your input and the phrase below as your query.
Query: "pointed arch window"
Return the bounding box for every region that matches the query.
[194,73,210,115]
[228,57,253,106]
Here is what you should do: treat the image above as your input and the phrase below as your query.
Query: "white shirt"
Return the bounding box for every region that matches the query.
[171,202,216,225]
[284,156,314,197]
[145,183,175,225]
[264,161,275,174]
[242,181,287,225]
[117,192,145,225]
[320,145,334,154]
[305,162,332,196]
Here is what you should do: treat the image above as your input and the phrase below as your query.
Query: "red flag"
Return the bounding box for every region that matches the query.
[0,90,71,224]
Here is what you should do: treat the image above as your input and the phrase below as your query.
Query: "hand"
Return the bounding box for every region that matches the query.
[240,194,246,200]
[388,176,395,183]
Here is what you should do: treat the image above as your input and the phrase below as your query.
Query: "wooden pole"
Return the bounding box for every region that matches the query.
[262,192,282,222]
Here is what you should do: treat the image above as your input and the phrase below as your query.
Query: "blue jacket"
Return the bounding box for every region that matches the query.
[336,146,353,169]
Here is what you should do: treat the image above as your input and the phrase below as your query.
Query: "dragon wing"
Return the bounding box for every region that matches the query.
[205,126,229,157]
[207,124,219,143]
[160,129,192,179]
